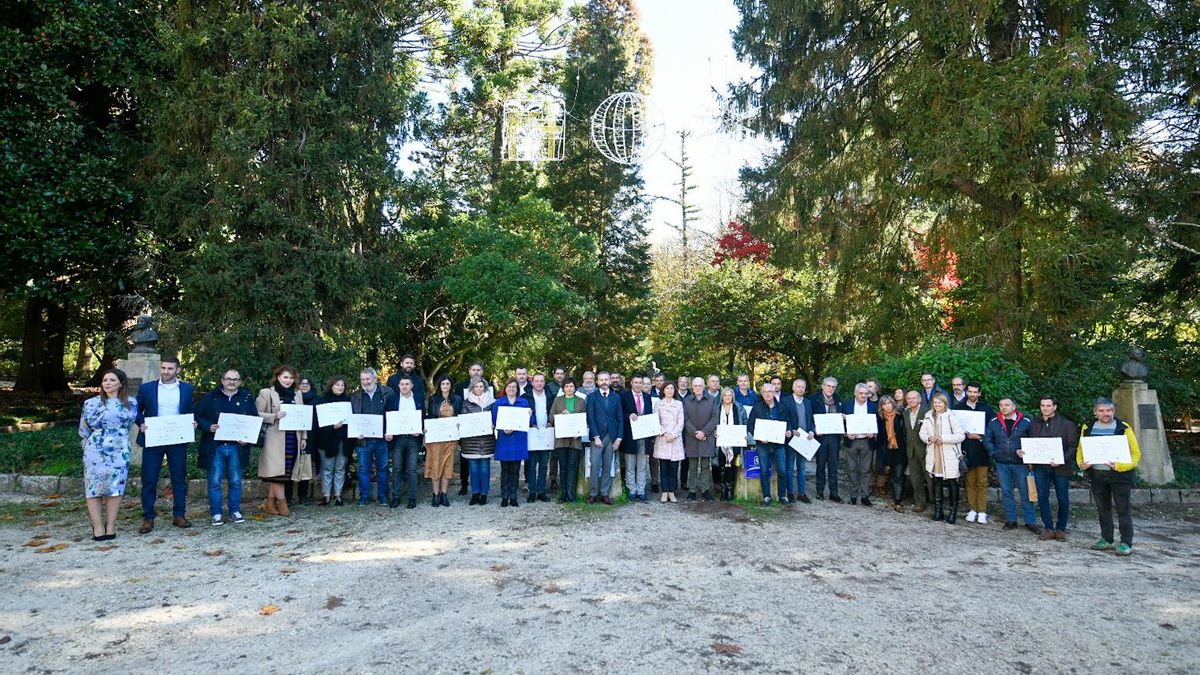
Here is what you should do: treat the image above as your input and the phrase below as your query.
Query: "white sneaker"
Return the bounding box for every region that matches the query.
[231,511,245,524]
[211,514,224,526]
[965,510,977,523]
[977,512,989,524]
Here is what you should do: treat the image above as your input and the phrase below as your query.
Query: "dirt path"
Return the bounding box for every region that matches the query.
[1,493,1197,673]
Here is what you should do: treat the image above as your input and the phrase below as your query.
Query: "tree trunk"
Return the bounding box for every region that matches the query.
[86,289,128,386]
[73,339,93,374]
[15,296,70,392]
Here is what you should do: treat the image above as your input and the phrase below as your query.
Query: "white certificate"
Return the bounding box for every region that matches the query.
[715,424,748,447]
[1081,435,1133,465]
[845,414,877,436]
[790,434,820,460]
[953,410,987,436]
[1021,437,1064,465]
[277,404,313,431]
[630,412,661,440]
[386,409,423,436]
[424,417,460,443]
[554,412,589,439]
[213,413,262,443]
[528,427,556,451]
[458,411,494,438]
[495,405,531,432]
[754,419,787,444]
[347,414,384,439]
[144,414,195,447]
[813,413,845,435]
[316,401,352,427]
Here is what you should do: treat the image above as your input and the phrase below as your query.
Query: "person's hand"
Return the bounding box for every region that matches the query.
[237,441,247,446]
[1016,449,1025,458]
[334,422,344,429]
[867,433,876,439]
[593,436,602,447]
[299,439,307,450]
[932,435,942,444]
[613,439,621,450]
[504,429,512,435]
[967,433,981,440]
[1049,461,1061,467]
[209,424,219,433]
[629,413,638,422]
[695,431,706,441]
[357,435,365,441]
[277,409,287,419]
[384,434,394,441]
[785,430,794,439]
[1080,460,1091,470]
[1107,461,1117,470]
[139,423,147,433]
[807,432,815,440]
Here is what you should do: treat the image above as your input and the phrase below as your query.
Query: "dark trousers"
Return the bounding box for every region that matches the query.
[680,457,690,488]
[815,436,840,497]
[141,443,188,520]
[500,460,521,500]
[660,459,680,492]
[1090,469,1134,545]
[391,436,421,500]
[714,448,740,485]
[460,456,470,489]
[556,447,581,500]
[889,460,908,505]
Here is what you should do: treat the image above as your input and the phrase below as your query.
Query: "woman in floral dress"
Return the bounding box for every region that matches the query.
[80,369,138,541]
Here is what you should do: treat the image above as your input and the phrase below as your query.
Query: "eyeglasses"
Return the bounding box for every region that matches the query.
[222,377,241,382]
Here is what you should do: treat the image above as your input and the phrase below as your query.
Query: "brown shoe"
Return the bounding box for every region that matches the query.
[276,498,291,517]
[1038,529,1056,541]
[1054,530,1067,542]
[138,518,154,534]
[914,506,927,513]
[172,516,192,528]
[262,497,280,516]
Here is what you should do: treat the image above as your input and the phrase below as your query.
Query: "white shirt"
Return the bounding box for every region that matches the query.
[853,400,870,415]
[397,393,417,411]
[531,391,548,428]
[157,380,181,416]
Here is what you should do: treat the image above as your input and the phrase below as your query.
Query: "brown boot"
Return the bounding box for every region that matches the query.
[138,518,154,534]
[276,497,291,517]
[172,516,192,528]
[263,497,280,516]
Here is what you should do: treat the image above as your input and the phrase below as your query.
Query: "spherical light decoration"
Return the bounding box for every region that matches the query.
[589,92,665,165]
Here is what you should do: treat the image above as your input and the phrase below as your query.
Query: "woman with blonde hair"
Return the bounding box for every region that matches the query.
[257,365,308,516]
[918,393,965,523]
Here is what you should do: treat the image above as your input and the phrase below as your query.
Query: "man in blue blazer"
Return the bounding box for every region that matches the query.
[586,371,623,505]
[135,357,197,533]
[842,382,879,506]
[781,377,817,503]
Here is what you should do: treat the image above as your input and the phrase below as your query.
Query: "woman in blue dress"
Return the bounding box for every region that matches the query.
[80,369,138,541]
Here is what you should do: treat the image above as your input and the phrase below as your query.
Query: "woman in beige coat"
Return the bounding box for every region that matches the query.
[257,365,308,516]
[653,382,685,503]
[918,393,965,524]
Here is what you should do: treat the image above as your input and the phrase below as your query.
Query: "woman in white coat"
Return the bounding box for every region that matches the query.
[653,382,685,503]
[919,393,965,524]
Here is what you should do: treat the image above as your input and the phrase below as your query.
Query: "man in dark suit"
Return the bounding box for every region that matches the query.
[135,356,197,533]
[619,375,654,502]
[903,390,932,512]
[811,376,845,502]
[842,383,879,506]
[781,377,816,503]
[586,371,623,505]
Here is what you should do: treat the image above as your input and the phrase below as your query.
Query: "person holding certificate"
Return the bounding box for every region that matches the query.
[80,369,138,540]
[388,376,424,510]
[620,375,654,503]
[349,367,395,507]
[842,383,878,507]
[455,362,494,495]
[425,375,462,507]
[586,372,623,505]
[461,379,497,505]
[1077,397,1141,555]
[315,377,351,506]
[494,379,532,507]
[549,379,587,502]
[523,373,555,503]
[918,393,965,524]
[195,370,256,526]
[983,398,1038,533]
[653,382,685,503]
[748,382,796,505]
[780,378,815,504]
[683,377,719,501]
[135,356,197,534]
[714,387,747,502]
[293,375,320,506]
[811,377,844,502]
[1027,396,1078,541]
[256,365,309,517]
[954,383,994,523]
[874,395,907,512]
[902,391,932,513]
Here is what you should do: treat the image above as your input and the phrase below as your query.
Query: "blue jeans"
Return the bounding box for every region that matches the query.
[996,462,1037,525]
[469,458,491,495]
[787,449,808,496]
[815,436,840,497]
[759,445,788,500]
[356,439,389,503]
[141,443,189,520]
[528,450,550,495]
[1034,466,1071,531]
[207,442,243,516]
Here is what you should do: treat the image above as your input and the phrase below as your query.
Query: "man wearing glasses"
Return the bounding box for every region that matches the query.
[194,369,257,526]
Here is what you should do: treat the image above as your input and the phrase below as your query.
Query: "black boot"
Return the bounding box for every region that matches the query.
[932,478,944,521]
[946,480,960,524]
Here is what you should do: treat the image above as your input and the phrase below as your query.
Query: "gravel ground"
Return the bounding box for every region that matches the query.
[0,488,1197,674]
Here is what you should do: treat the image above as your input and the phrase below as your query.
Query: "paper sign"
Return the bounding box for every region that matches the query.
[844,414,877,436]
[716,424,748,448]
[554,412,589,439]
[630,412,661,440]
[386,409,423,435]
[495,405,531,432]
[424,417,460,443]
[277,404,312,431]
[814,413,845,435]
[457,411,494,438]
[755,419,787,444]
[528,427,556,451]
[790,434,820,460]
[213,413,262,443]
[144,414,195,447]
[1081,435,1133,465]
[316,401,352,427]
[1021,437,1064,465]
[953,410,987,436]
[347,414,384,439]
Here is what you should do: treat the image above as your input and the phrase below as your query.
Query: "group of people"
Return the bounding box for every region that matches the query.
[79,361,1142,555]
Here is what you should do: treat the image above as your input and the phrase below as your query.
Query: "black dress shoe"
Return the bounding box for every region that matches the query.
[469,493,480,506]
[587,496,597,505]
[787,493,796,502]
[703,491,713,501]
[458,485,468,495]
[850,497,858,505]
[815,494,825,501]
[388,498,400,509]
[799,495,812,504]
[829,495,843,503]
[334,496,344,506]
[650,483,660,493]
[527,494,536,504]
[1004,521,1018,530]
[501,498,509,507]
[479,495,487,505]
[510,498,519,508]
[601,496,613,505]
[687,492,697,501]
[537,493,549,502]
[861,497,872,507]
[407,498,417,510]
[557,495,568,503]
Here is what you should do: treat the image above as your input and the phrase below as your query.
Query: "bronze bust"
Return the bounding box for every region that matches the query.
[1119,347,1148,382]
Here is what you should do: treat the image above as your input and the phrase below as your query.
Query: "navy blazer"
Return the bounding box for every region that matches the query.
[809,394,844,439]
[619,390,654,453]
[386,371,426,409]
[135,379,196,448]
[521,389,556,427]
[586,389,624,441]
[781,393,815,433]
[194,387,256,470]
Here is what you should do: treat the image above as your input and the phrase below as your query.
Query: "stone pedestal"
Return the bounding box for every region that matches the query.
[115,352,160,467]
[1112,381,1175,484]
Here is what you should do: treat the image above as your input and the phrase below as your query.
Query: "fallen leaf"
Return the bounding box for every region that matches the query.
[95,545,116,552]
[325,596,345,610]
[712,643,742,655]
[1042,588,1059,596]
[149,538,165,545]
[204,549,224,557]
[0,635,10,644]
[46,492,63,499]
[834,591,856,600]
[186,531,201,537]
[259,604,281,616]
[22,539,48,548]
[252,514,267,521]
[286,529,302,534]
[35,543,69,553]
[1160,622,1177,630]
[544,583,562,593]
[489,564,511,572]
[279,567,299,575]
[172,545,186,550]
[270,541,285,547]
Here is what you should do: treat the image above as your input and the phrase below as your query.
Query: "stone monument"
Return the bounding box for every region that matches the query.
[1112,347,1175,484]
[115,314,162,466]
